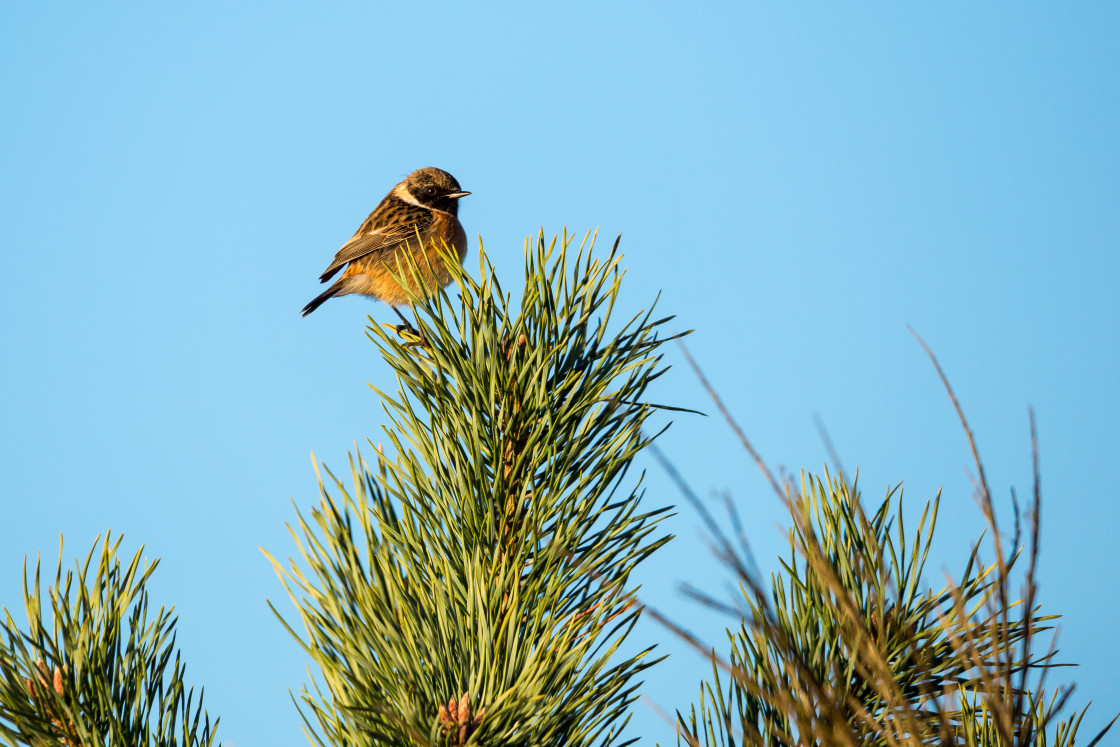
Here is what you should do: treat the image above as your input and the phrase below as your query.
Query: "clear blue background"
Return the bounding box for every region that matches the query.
[2,3,1117,745]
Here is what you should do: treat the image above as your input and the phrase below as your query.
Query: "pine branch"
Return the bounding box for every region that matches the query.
[268,230,682,746]
[664,343,1113,747]
[0,534,219,747]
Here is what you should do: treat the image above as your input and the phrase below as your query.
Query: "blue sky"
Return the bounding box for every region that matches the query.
[2,3,1117,744]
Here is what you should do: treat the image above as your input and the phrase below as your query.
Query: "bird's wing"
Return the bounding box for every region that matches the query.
[318,205,431,283]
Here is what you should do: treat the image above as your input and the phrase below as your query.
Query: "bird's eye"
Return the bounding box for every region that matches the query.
[427,187,436,196]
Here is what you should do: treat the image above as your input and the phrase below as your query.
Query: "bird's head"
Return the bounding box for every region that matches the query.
[402,167,470,214]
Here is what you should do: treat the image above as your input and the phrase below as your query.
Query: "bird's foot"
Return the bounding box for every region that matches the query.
[394,323,428,349]
[394,306,427,347]
[392,308,428,349]
[402,328,428,349]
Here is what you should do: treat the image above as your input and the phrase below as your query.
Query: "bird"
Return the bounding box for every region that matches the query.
[301,167,470,330]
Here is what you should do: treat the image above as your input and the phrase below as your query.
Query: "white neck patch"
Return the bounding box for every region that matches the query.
[394,184,453,215]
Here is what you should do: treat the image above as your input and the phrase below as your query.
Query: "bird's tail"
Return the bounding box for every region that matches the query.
[301,281,344,317]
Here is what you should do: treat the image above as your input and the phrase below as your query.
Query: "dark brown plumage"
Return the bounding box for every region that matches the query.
[302,167,470,317]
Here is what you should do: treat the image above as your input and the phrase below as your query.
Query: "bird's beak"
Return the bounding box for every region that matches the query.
[447,191,471,199]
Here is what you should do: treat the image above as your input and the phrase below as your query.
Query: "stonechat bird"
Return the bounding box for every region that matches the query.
[301,167,470,325]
